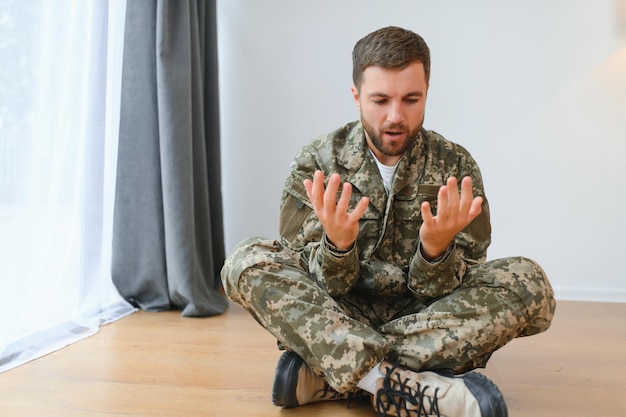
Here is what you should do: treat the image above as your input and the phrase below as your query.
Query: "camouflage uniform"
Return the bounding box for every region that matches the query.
[222,121,555,393]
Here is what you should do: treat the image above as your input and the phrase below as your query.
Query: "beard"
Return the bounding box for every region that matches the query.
[362,117,423,158]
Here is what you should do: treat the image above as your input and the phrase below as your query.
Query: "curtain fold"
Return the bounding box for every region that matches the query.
[112,0,227,317]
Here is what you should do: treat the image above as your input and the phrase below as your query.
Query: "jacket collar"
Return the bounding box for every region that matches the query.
[337,122,425,215]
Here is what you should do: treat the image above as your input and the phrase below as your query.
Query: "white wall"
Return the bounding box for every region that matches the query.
[217,0,626,302]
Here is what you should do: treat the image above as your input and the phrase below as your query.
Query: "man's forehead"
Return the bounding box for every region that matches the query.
[360,63,428,93]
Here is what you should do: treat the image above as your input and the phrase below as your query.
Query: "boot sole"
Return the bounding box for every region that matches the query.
[463,372,508,417]
[272,350,303,407]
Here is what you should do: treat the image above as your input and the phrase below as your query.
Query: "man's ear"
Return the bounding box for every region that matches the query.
[351,85,361,111]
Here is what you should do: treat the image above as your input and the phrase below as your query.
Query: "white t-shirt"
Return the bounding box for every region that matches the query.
[370,150,399,193]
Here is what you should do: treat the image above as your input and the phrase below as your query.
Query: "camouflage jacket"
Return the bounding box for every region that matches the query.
[279,121,491,300]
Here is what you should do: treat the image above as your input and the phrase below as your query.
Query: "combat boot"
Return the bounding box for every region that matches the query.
[373,363,507,417]
[272,350,364,407]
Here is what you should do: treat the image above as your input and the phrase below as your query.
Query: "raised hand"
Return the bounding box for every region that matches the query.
[419,176,483,260]
[303,170,370,251]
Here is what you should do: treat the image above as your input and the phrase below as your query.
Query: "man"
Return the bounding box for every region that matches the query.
[222,26,555,417]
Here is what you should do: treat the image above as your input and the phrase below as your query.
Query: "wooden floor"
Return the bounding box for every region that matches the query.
[0,300,624,417]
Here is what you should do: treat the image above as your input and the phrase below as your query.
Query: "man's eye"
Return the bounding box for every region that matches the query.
[373,99,387,105]
[405,99,419,104]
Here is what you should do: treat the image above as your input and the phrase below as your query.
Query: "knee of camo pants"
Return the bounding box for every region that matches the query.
[485,256,556,337]
[220,236,297,307]
[221,237,390,392]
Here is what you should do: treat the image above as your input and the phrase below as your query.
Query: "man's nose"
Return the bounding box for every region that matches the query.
[387,102,404,124]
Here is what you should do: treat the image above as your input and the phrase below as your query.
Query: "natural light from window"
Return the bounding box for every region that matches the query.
[0,0,132,373]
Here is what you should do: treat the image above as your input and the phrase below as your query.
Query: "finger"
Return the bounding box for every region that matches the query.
[324,173,341,209]
[313,169,325,195]
[304,170,324,212]
[436,184,449,220]
[336,181,353,215]
[303,179,313,200]
[446,177,460,214]
[458,176,474,216]
[348,196,370,222]
[421,201,435,225]
[468,196,483,219]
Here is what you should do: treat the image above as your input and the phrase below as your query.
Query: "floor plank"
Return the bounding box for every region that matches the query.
[0,300,624,417]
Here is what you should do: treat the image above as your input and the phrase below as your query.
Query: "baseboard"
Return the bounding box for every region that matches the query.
[554,286,626,303]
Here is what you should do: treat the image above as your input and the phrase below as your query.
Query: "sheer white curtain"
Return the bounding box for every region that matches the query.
[0,0,134,373]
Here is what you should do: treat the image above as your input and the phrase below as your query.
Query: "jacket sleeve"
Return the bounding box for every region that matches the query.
[278,152,362,297]
[406,142,492,299]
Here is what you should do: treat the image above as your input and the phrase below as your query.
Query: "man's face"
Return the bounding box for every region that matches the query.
[351,61,428,166]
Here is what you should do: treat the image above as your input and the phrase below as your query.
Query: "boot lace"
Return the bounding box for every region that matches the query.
[374,365,440,417]
[314,382,368,408]
[313,382,345,401]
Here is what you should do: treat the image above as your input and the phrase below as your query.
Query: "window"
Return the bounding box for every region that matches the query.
[0,0,133,373]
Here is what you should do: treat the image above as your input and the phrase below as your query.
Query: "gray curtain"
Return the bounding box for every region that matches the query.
[112,0,228,317]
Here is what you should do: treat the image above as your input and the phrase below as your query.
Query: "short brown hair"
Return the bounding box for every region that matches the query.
[352,26,431,90]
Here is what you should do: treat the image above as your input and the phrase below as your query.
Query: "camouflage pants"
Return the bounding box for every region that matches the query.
[221,237,555,393]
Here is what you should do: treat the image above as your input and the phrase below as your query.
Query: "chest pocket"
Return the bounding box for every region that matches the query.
[394,184,441,219]
[280,175,319,247]
[392,183,442,259]
[348,185,381,259]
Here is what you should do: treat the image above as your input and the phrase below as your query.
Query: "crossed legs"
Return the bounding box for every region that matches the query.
[221,237,555,393]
